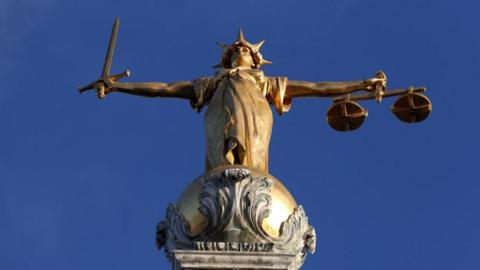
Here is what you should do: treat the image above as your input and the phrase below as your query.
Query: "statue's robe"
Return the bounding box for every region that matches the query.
[191,67,290,173]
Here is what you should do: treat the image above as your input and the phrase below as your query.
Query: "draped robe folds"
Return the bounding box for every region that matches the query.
[191,68,291,173]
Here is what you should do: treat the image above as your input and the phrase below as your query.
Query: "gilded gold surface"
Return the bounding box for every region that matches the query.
[262,179,297,237]
[175,167,297,237]
[176,177,208,236]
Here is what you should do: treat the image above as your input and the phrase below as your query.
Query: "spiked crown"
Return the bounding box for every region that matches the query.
[214,30,272,69]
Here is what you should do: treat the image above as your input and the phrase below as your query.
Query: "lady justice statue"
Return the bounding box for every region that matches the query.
[80,29,388,173]
[79,19,431,270]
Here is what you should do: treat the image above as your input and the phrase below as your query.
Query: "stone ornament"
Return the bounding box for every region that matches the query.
[156,167,315,268]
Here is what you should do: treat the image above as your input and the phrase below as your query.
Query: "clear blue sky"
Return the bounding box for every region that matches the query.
[1,0,478,269]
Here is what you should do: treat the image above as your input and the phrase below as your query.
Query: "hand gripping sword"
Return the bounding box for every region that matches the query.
[78,17,130,99]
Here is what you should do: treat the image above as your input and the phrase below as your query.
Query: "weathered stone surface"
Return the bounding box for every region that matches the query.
[173,250,298,270]
[194,241,274,252]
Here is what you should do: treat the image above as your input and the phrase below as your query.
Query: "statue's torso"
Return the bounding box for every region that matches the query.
[191,68,289,173]
[204,68,273,172]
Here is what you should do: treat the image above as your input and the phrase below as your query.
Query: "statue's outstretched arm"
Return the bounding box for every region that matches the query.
[79,78,196,100]
[285,73,386,99]
[109,81,195,99]
[286,80,367,98]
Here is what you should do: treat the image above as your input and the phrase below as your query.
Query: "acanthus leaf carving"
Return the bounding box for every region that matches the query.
[240,176,273,240]
[164,203,195,251]
[198,177,232,233]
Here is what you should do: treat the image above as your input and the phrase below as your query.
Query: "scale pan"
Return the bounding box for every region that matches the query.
[326,101,368,132]
[391,93,432,123]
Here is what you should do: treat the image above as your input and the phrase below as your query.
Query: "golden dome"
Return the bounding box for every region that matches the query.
[175,166,297,237]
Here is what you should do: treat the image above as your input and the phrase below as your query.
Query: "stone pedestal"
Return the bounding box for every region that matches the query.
[173,250,298,270]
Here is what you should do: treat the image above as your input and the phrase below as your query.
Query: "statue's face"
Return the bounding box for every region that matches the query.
[230,45,254,68]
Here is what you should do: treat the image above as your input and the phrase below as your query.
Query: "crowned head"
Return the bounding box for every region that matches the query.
[214,30,272,69]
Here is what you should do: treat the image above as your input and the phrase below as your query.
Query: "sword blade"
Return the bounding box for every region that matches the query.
[101,17,120,78]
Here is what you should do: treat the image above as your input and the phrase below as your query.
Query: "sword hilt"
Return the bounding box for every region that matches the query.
[109,70,130,82]
[78,69,131,98]
[97,84,106,99]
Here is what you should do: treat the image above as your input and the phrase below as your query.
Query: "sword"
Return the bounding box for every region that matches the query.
[78,17,130,98]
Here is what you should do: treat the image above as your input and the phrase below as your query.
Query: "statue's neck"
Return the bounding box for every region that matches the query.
[215,67,262,77]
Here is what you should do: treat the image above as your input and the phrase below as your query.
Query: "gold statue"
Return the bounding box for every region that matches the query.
[80,18,431,173]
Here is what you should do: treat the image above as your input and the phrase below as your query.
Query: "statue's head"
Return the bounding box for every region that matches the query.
[214,30,272,69]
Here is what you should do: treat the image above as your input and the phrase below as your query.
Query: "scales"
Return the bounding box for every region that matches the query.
[326,72,432,131]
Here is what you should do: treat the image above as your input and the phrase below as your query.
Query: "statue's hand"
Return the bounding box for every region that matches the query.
[94,78,114,99]
[364,71,387,103]
[78,70,130,99]
[78,77,113,99]
[364,71,387,91]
